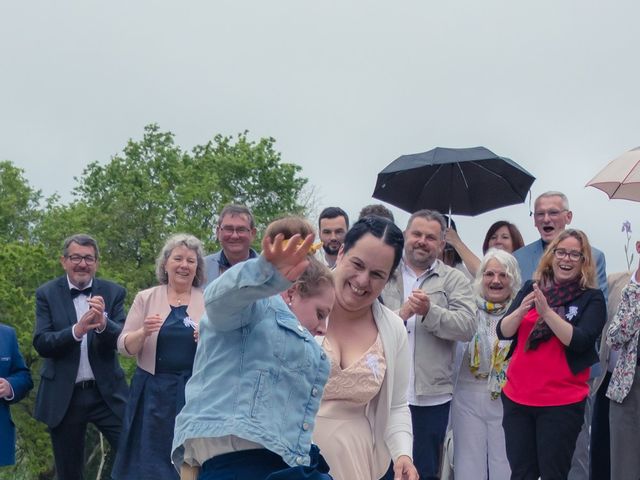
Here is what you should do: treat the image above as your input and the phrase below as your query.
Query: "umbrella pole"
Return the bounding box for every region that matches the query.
[447,205,452,228]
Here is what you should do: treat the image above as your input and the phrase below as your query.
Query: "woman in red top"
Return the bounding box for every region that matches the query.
[497,229,606,480]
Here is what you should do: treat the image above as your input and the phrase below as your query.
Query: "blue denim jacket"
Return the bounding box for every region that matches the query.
[172,256,330,469]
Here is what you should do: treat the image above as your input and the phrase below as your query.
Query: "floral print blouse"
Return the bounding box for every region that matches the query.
[606,280,640,403]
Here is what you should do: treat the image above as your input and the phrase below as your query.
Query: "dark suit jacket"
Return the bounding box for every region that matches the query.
[33,276,129,429]
[0,323,33,466]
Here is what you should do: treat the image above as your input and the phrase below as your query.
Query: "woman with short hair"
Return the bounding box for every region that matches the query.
[451,249,521,479]
[112,233,206,479]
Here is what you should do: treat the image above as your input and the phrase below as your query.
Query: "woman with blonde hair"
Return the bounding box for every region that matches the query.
[497,229,606,479]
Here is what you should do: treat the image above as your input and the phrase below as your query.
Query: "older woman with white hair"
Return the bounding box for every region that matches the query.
[451,249,521,480]
[112,233,206,480]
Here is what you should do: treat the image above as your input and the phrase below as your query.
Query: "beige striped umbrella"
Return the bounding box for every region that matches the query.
[587,147,640,201]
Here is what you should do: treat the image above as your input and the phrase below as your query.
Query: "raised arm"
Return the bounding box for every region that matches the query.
[446,227,481,277]
[204,234,313,332]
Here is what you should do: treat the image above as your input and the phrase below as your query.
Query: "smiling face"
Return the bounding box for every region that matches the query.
[534,195,573,243]
[481,258,512,303]
[289,284,335,336]
[487,226,514,252]
[217,213,256,260]
[333,233,395,312]
[60,242,98,289]
[551,236,584,284]
[165,245,198,289]
[404,217,445,272]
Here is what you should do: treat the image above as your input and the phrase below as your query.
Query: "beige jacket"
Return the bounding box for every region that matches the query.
[382,259,476,397]
[117,285,205,374]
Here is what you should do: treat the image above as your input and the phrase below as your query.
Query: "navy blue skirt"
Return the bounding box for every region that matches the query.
[198,445,332,480]
[112,367,190,480]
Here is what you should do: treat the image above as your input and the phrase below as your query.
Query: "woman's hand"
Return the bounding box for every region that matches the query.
[532,282,574,346]
[393,455,419,480]
[515,291,537,318]
[262,233,314,282]
[532,283,552,318]
[445,227,462,248]
[142,314,163,337]
[498,290,536,338]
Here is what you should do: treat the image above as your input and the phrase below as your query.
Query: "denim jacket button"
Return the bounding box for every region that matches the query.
[296,456,305,465]
[320,352,327,360]
[311,387,319,397]
[302,422,310,431]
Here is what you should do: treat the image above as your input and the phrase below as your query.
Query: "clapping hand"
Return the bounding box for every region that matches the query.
[262,233,314,282]
[399,289,430,321]
[532,283,552,319]
[75,296,107,336]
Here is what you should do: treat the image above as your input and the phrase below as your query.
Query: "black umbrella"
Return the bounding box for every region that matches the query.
[372,146,535,215]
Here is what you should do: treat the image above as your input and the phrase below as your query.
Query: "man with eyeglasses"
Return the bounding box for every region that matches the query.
[513,191,607,480]
[33,234,128,480]
[514,191,607,294]
[204,204,258,286]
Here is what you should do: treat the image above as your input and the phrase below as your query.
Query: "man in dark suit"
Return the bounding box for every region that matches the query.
[33,234,129,480]
[0,323,33,467]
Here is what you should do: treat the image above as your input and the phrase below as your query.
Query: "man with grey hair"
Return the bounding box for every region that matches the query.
[381,209,476,480]
[512,190,607,480]
[33,234,128,480]
[204,204,258,286]
[513,191,607,292]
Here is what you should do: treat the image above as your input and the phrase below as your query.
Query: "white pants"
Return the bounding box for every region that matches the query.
[451,386,511,480]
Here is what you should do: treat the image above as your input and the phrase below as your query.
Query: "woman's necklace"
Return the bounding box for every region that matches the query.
[169,287,190,306]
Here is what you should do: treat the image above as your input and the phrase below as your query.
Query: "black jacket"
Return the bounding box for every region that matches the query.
[497,280,606,375]
[33,276,129,428]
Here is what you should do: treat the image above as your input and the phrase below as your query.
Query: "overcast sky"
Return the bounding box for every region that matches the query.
[2,1,639,273]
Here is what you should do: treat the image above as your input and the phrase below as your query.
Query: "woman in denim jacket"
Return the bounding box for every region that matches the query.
[172,216,335,480]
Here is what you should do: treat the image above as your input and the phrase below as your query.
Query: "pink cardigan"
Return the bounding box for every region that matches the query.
[117,285,205,374]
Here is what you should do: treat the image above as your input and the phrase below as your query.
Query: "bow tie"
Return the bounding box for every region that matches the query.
[70,286,92,298]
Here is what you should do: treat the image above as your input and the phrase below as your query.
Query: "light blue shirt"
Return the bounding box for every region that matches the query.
[171,255,330,469]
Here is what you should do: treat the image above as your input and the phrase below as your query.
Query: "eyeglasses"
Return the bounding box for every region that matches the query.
[552,248,584,262]
[66,254,97,265]
[534,209,567,220]
[218,225,251,236]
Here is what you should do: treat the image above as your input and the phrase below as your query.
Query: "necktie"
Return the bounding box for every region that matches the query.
[70,286,92,299]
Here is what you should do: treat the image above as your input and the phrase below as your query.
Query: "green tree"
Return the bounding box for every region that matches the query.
[70,124,310,296]
[0,161,42,242]
[0,125,312,479]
